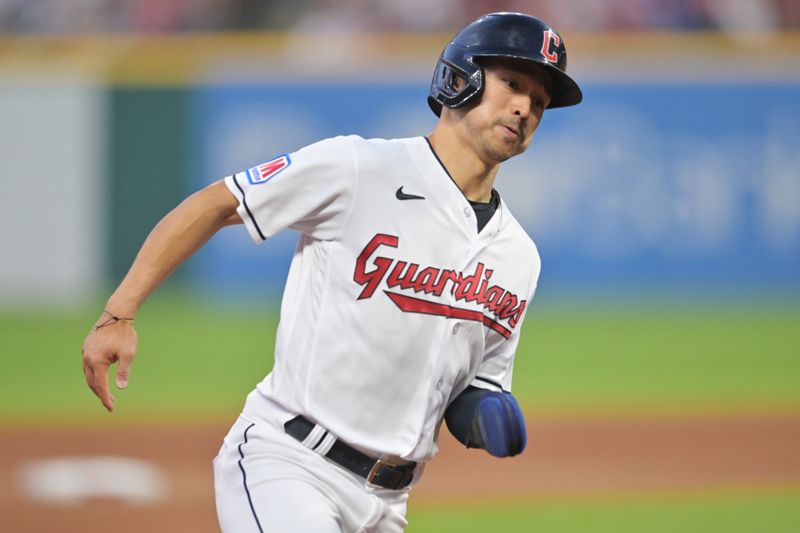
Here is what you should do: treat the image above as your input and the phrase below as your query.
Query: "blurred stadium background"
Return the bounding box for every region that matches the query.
[1,1,799,532]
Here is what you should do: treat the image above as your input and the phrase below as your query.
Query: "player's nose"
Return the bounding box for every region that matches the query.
[510,94,532,122]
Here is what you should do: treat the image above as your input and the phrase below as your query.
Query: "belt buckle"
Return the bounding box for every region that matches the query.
[367,459,391,485]
[367,459,415,489]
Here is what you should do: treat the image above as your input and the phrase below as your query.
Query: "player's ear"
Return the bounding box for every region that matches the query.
[448,70,466,92]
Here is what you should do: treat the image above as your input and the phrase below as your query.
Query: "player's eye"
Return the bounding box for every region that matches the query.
[503,78,518,90]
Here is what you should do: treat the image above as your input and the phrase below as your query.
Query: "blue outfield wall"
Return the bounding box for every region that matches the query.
[186,81,800,300]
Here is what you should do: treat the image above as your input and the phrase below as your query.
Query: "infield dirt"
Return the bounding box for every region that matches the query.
[2,414,798,532]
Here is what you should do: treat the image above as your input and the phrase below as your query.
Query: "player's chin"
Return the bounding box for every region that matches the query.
[511,138,533,158]
[491,142,526,162]
[489,152,516,164]
[480,136,525,163]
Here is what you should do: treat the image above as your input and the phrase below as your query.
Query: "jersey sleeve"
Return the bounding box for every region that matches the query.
[224,135,357,242]
[471,219,542,393]
[470,286,536,393]
[470,331,520,393]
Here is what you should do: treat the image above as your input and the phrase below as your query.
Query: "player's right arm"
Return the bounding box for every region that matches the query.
[81,180,241,413]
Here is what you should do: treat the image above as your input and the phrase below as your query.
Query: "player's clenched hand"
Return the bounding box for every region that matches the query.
[81,311,138,412]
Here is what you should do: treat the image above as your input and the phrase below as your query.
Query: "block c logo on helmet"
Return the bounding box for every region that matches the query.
[540,29,560,62]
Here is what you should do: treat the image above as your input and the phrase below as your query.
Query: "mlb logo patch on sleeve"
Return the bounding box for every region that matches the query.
[247,154,292,185]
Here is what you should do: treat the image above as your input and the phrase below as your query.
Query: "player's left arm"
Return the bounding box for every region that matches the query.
[445,385,526,458]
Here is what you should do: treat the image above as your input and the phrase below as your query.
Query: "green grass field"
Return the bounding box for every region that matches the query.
[407,489,800,532]
[1,292,797,421]
[1,293,798,532]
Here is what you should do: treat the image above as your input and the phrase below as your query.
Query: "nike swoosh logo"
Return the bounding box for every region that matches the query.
[396,186,426,201]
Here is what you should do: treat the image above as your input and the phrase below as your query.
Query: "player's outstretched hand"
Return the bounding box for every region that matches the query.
[81,311,138,412]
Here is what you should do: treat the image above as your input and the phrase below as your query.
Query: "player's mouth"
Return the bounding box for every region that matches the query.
[497,121,524,143]
[502,125,518,138]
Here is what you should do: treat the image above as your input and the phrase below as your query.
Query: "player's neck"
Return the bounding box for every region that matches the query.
[426,128,499,203]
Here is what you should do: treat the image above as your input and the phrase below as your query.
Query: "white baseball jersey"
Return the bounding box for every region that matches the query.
[224,135,540,462]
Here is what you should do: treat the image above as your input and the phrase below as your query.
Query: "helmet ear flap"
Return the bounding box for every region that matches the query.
[428,57,483,116]
[433,61,468,101]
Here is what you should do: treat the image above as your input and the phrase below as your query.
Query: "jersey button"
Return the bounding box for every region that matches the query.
[452,323,460,334]
[463,207,471,217]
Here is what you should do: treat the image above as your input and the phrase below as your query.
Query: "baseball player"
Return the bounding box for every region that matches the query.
[82,12,581,532]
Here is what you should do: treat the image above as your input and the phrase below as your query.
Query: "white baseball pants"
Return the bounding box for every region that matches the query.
[213,411,410,532]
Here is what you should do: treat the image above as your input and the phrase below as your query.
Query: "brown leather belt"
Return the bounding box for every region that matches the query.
[284,415,416,490]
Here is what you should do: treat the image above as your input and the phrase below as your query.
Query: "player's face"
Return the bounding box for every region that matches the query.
[459,60,552,163]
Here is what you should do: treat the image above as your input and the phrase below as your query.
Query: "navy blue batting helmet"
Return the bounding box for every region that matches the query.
[428,12,583,116]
